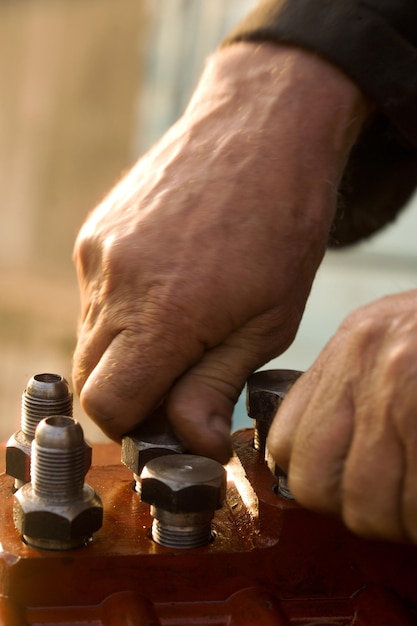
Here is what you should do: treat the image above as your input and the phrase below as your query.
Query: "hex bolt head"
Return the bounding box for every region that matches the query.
[140,454,226,548]
[247,369,303,500]
[246,369,303,453]
[121,413,187,491]
[6,373,74,489]
[13,416,102,550]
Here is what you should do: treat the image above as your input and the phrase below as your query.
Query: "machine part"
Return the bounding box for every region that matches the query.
[121,410,187,491]
[246,369,303,453]
[140,454,226,548]
[1,436,417,624]
[265,448,294,500]
[5,373,74,489]
[13,415,102,550]
[246,369,303,500]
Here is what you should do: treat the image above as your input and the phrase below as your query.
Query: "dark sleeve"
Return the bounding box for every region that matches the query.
[223,0,417,246]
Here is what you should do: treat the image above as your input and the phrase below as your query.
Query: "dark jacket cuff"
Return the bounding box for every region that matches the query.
[223,0,417,245]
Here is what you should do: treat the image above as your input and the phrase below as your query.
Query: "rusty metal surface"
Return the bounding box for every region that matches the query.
[0,432,416,625]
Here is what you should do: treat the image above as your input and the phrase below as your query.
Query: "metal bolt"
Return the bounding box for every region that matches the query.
[6,373,74,489]
[121,411,186,492]
[246,369,303,500]
[265,449,294,500]
[246,369,303,453]
[140,454,226,549]
[13,416,102,550]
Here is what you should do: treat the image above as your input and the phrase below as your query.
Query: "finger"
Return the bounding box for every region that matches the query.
[266,367,318,471]
[385,336,417,543]
[75,325,202,441]
[340,403,405,541]
[72,311,117,397]
[281,373,354,515]
[402,435,417,543]
[167,330,276,465]
[398,399,417,543]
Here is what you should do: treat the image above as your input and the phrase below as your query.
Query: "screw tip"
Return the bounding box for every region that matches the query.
[26,373,72,401]
[35,416,84,450]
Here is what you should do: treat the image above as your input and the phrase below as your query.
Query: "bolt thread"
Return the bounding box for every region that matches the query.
[22,396,73,439]
[253,419,270,453]
[31,416,86,502]
[32,445,85,501]
[150,507,213,549]
[21,373,73,439]
[152,519,212,549]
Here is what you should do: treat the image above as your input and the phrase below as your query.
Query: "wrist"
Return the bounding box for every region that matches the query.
[187,42,371,178]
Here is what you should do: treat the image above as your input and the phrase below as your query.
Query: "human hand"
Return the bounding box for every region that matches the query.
[268,290,417,543]
[73,42,368,462]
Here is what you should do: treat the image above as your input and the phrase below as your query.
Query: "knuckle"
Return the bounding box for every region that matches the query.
[340,309,380,346]
[101,233,140,281]
[73,229,98,271]
[383,337,415,379]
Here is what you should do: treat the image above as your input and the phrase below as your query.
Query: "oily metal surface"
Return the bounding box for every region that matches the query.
[0,434,416,625]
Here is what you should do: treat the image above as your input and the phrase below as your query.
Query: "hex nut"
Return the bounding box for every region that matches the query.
[246,369,303,452]
[122,430,185,476]
[6,425,91,486]
[140,454,226,514]
[13,416,102,550]
[5,431,31,484]
[13,483,103,549]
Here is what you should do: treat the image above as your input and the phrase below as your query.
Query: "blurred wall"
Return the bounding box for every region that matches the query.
[136,0,256,153]
[0,0,146,441]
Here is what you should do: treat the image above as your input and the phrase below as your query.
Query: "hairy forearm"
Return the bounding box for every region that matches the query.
[187,41,371,207]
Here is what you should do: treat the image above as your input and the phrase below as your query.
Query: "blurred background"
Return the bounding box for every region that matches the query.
[1,0,416,442]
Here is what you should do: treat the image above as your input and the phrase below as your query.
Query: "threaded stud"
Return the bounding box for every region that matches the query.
[21,373,73,439]
[13,415,103,551]
[151,509,213,549]
[6,373,73,490]
[32,416,85,502]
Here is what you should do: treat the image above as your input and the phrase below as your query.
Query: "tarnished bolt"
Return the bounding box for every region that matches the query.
[246,369,303,453]
[6,373,74,490]
[247,369,303,500]
[265,450,294,500]
[13,416,102,551]
[122,412,186,492]
[140,454,226,549]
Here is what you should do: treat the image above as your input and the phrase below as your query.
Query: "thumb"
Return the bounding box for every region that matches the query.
[167,337,273,464]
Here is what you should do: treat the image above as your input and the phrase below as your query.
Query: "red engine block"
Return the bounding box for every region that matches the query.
[0,429,416,625]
